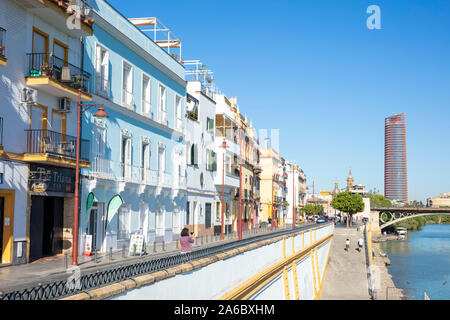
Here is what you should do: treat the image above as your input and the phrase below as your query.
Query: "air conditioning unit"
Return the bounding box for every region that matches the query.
[58,98,71,112]
[60,66,72,82]
[21,88,36,104]
[63,142,74,153]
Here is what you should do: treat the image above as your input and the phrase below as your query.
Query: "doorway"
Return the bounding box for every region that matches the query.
[89,202,105,252]
[193,201,198,236]
[29,196,64,261]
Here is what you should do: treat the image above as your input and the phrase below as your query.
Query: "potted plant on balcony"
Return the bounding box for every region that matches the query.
[40,62,54,77]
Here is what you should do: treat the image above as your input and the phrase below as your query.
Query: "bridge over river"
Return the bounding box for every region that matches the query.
[371,207,450,230]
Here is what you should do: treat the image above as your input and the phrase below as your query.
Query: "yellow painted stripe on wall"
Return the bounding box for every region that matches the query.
[292,262,300,300]
[310,251,317,299]
[317,239,333,298]
[283,267,290,300]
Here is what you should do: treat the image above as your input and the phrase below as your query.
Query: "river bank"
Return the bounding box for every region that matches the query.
[370,241,403,300]
[380,224,450,300]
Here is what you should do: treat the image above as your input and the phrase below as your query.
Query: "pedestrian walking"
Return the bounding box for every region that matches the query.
[180,228,195,253]
[345,238,350,252]
[358,238,364,252]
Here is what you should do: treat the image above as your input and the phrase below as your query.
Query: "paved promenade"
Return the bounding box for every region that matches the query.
[320,223,370,300]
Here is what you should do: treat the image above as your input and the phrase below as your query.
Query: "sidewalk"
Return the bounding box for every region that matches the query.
[0,223,307,294]
[320,223,371,300]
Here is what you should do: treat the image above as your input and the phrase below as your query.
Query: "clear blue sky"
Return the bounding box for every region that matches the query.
[107,0,450,202]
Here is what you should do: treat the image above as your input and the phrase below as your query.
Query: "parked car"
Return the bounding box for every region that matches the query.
[316,217,327,223]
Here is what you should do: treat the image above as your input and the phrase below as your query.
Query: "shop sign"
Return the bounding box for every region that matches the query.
[29,164,75,193]
[84,235,92,256]
[129,234,145,256]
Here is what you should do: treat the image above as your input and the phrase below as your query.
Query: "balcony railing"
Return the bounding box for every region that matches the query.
[120,163,142,183]
[122,88,133,108]
[142,99,152,117]
[142,168,158,186]
[0,27,5,58]
[27,53,91,93]
[25,129,90,161]
[95,73,109,98]
[158,171,172,187]
[91,157,114,180]
[159,110,167,126]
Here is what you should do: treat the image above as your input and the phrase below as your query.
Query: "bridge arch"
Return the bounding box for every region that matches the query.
[374,207,450,230]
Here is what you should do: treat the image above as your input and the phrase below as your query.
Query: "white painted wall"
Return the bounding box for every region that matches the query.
[111,224,334,300]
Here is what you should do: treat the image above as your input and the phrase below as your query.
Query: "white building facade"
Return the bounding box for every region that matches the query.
[0,0,94,264]
[184,81,217,237]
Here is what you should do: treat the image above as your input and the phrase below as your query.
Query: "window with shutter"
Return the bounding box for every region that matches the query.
[205,203,212,229]
[207,118,214,133]
[194,144,199,166]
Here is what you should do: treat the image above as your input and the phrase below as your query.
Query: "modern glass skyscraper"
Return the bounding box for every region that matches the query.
[385,113,408,202]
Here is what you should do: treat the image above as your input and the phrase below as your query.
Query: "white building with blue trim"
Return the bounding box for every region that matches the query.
[79,0,187,254]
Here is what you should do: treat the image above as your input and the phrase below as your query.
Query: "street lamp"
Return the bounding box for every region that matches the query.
[73,89,109,266]
[220,138,227,240]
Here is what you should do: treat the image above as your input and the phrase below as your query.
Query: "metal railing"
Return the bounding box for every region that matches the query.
[142,99,151,117]
[159,109,167,126]
[0,27,5,58]
[158,171,172,187]
[26,53,91,93]
[122,88,133,108]
[95,73,109,98]
[120,163,141,183]
[90,157,114,180]
[25,129,90,161]
[142,168,158,186]
[0,222,331,300]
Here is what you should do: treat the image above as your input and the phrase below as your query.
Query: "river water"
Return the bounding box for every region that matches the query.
[380,224,450,300]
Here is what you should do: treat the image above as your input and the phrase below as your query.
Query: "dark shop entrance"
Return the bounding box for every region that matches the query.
[29,196,64,261]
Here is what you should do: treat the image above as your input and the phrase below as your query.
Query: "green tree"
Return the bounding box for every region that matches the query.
[331,192,365,227]
[302,204,324,218]
[367,194,392,208]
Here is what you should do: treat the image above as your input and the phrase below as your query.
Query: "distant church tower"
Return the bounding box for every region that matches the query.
[346,169,354,191]
[332,181,340,198]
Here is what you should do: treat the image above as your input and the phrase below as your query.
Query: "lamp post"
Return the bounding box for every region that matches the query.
[73,89,109,266]
[220,138,227,240]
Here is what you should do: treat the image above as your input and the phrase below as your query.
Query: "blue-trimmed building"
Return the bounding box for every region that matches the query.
[79,0,187,254]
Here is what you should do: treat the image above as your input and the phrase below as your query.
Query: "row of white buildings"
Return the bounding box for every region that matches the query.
[0,0,307,265]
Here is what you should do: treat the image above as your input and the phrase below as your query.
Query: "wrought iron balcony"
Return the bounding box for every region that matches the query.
[26,52,91,94]
[95,73,109,98]
[25,129,90,161]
